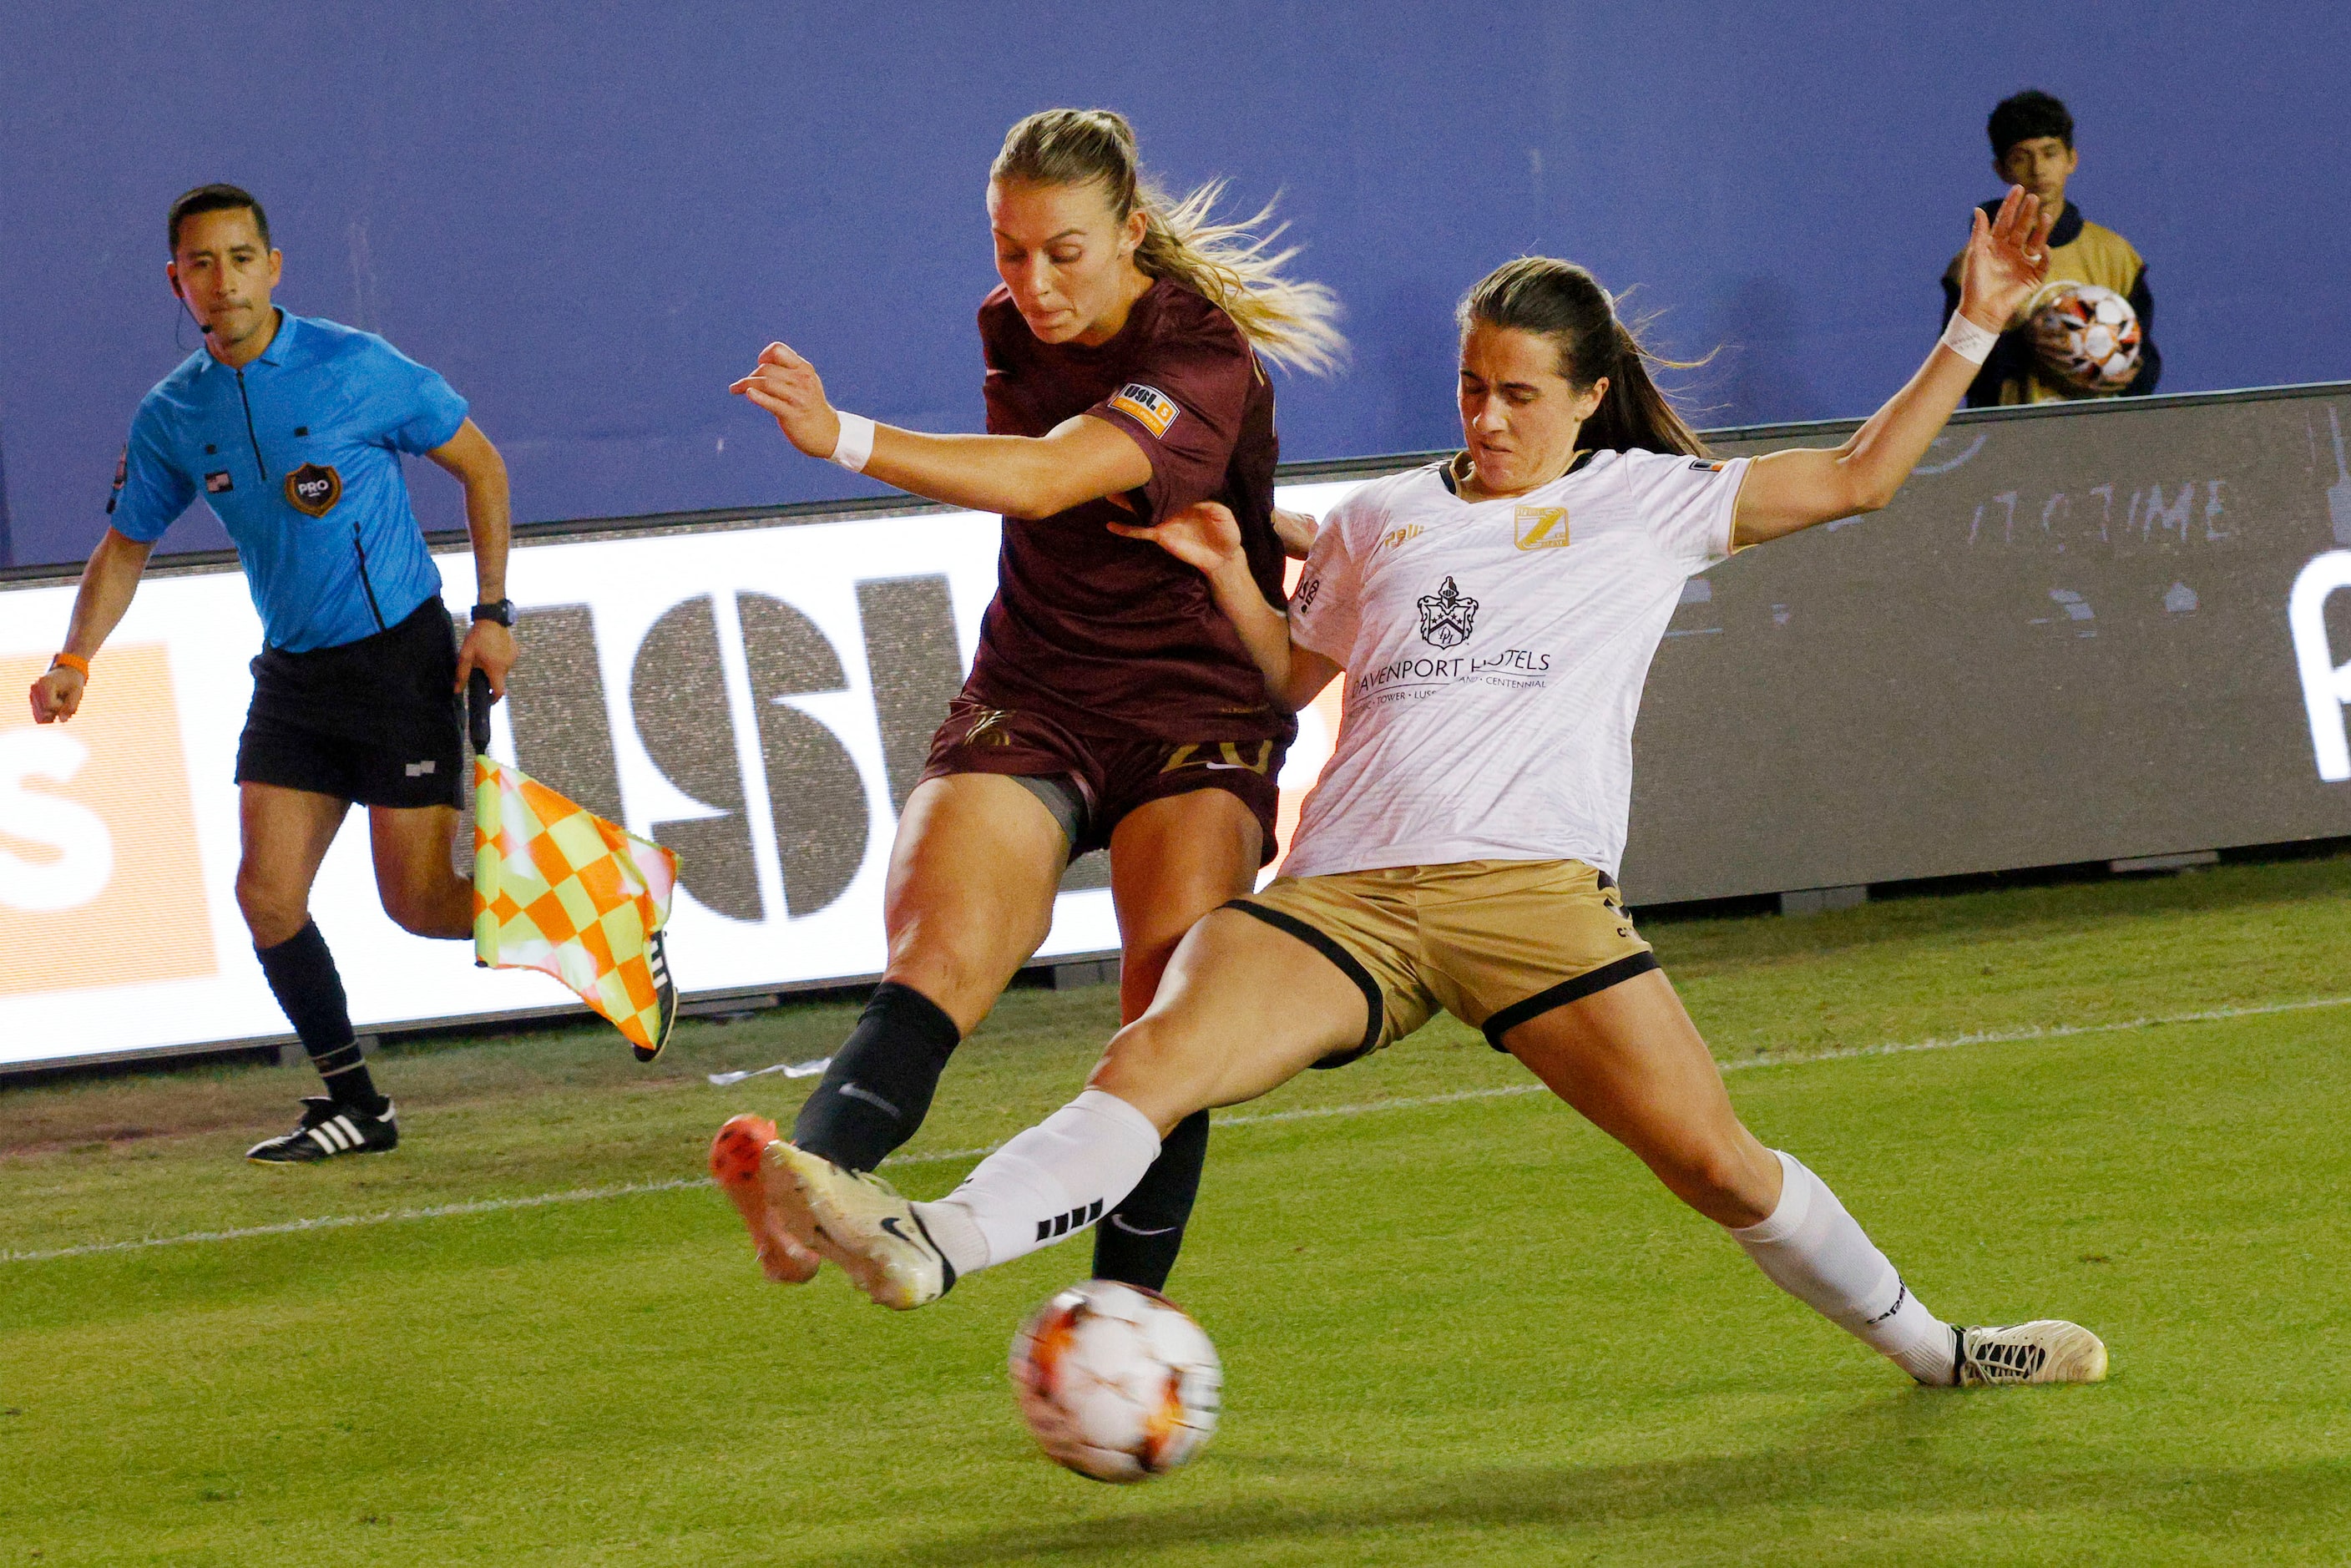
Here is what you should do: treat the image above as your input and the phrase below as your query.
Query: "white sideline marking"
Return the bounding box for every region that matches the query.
[9,990,2350,1267]
[0,1179,712,1264]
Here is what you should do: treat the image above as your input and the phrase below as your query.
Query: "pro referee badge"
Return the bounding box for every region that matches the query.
[286,463,342,517]
[1108,383,1180,438]
[1513,505,1570,549]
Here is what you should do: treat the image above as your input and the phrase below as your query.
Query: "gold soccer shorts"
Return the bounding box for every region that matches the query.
[1228,859,1656,1065]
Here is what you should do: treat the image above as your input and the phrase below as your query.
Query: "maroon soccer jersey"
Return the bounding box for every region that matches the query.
[962,276,1294,744]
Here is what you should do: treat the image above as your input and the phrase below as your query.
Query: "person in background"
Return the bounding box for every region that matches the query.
[1942,89,2161,406]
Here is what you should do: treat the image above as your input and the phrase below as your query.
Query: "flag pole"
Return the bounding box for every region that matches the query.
[469,670,495,970]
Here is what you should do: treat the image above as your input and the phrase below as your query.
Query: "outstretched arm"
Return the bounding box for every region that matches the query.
[28,528,156,723]
[731,341,1151,520]
[1733,187,2055,549]
[1107,503,1340,713]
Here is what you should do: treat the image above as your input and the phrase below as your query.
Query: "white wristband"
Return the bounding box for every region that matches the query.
[1939,312,1999,367]
[829,412,877,473]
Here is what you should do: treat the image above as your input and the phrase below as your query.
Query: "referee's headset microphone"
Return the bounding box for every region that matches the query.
[173,290,211,350]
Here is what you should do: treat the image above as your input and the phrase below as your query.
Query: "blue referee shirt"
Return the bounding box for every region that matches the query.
[110,311,469,652]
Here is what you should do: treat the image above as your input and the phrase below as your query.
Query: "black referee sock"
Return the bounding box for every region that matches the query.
[255,920,387,1116]
[1091,1109,1210,1292]
[791,982,962,1171]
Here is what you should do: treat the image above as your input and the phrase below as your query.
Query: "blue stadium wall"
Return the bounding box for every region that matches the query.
[2,1,2346,565]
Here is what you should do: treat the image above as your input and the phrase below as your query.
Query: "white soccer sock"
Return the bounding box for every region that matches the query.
[913,1089,1162,1277]
[1728,1151,1957,1385]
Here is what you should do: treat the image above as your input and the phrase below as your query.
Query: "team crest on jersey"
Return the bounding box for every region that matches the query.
[285,463,342,517]
[1416,576,1479,649]
[1513,505,1570,549]
[1108,382,1180,438]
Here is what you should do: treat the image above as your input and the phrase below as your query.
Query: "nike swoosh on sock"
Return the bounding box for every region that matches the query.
[1107,1215,1178,1237]
[837,1082,903,1118]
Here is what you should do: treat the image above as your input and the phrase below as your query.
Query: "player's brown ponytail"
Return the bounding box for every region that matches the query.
[991,109,1347,376]
[1456,257,1711,458]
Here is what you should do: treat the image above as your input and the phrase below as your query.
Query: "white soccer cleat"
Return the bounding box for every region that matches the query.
[763,1141,956,1311]
[1953,1320,2109,1386]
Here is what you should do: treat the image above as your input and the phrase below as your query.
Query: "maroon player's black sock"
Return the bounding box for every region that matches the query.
[1090,1109,1210,1292]
[791,982,961,1170]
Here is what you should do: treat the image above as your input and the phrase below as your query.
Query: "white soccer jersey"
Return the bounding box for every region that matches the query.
[1282,448,1749,880]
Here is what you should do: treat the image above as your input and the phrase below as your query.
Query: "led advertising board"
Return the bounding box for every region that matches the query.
[3,385,2348,1071]
[1625,385,2351,900]
[0,485,1354,1071]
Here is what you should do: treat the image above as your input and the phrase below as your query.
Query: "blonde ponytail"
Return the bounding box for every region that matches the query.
[992,109,1347,376]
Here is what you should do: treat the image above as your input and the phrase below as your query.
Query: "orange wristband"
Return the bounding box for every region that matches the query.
[50,653,89,677]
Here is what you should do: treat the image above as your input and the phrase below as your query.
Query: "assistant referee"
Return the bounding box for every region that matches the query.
[29,184,520,1163]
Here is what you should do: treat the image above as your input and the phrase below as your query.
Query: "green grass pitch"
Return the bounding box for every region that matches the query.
[6,856,2351,1565]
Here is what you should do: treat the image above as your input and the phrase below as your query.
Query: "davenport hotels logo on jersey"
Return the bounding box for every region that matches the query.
[0,645,216,994]
[1357,575,1554,701]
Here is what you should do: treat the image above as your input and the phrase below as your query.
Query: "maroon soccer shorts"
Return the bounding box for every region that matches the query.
[918,694,1285,866]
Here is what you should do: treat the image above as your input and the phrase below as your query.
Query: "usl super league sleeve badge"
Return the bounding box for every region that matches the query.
[1417,576,1479,649]
[285,463,343,517]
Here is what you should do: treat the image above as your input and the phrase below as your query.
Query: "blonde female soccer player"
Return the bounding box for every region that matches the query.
[715,109,1341,1292]
[759,189,2107,1388]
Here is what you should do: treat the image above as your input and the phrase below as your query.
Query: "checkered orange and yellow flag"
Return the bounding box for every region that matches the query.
[473,753,680,1059]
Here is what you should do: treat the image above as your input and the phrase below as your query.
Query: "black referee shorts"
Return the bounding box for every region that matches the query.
[235,598,467,810]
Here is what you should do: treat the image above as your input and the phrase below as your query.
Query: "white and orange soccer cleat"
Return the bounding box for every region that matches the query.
[709,1114,821,1283]
[1953,1320,2109,1386]
[762,1140,955,1310]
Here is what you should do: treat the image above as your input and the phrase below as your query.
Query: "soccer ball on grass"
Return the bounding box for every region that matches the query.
[1009,1280,1222,1482]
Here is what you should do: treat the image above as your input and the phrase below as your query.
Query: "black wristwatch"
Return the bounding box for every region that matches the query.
[470,599,515,627]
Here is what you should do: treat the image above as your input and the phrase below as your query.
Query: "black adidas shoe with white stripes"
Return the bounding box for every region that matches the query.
[245,1096,399,1164]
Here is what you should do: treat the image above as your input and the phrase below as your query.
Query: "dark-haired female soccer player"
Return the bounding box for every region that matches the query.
[715,109,1342,1292]
[769,189,2110,1389]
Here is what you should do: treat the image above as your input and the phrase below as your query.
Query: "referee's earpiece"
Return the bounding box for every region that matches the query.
[168,267,209,337]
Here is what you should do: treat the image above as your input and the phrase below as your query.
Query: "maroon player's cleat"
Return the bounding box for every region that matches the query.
[710,1113,822,1283]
